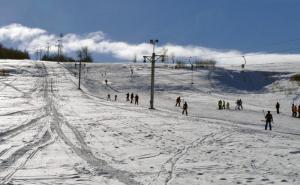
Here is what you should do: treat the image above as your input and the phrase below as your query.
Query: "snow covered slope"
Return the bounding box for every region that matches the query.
[0,60,299,185]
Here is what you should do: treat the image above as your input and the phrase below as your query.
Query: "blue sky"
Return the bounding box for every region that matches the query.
[0,0,300,62]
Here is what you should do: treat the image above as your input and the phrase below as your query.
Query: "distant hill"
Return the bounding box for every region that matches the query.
[0,43,30,60]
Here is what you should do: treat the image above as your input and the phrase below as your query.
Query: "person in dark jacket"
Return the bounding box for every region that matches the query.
[175,96,181,107]
[218,100,222,110]
[182,102,188,116]
[130,93,134,103]
[126,93,129,101]
[265,111,273,130]
[135,94,139,105]
[276,102,280,114]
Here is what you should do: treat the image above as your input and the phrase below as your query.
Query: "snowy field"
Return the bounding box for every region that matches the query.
[0,59,299,185]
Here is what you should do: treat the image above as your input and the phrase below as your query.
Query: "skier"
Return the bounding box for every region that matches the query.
[182,102,188,116]
[276,102,280,114]
[130,93,134,103]
[226,102,230,109]
[105,79,108,85]
[135,94,139,105]
[126,93,130,101]
[218,100,222,110]
[292,104,297,117]
[175,96,181,107]
[240,99,243,110]
[115,95,117,101]
[265,111,273,130]
[107,94,111,101]
[235,99,240,110]
[222,100,226,109]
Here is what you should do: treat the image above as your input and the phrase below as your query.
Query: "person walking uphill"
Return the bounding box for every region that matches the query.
[182,102,188,116]
[135,94,139,105]
[292,104,297,117]
[175,96,181,107]
[130,93,134,103]
[276,102,280,114]
[218,100,222,110]
[265,111,273,130]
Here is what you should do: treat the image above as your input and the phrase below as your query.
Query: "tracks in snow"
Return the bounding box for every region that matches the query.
[149,130,235,185]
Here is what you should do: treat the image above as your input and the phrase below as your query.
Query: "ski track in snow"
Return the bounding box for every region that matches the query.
[0,61,299,184]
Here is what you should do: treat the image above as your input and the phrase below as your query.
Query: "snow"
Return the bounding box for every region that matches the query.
[0,59,299,184]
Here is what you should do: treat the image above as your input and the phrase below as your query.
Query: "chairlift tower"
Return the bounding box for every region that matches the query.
[143,39,166,109]
[46,42,50,58]
[56,34,63,63]
[188,56,194,84]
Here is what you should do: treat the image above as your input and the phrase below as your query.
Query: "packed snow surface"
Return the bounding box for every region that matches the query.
[0,60,299,185]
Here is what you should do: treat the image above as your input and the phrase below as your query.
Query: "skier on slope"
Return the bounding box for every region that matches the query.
[235,99,240,110]
[276,102,280,114]
[135,94,139,105]
[130,93,134,103]
[115,95,117,101]
[182,102,188,116]
[126,93,130,101]
[107,94,111,101]
[175,96,181,107]
[240,99,243,110]
[292,104,297,117]
[265,111,273,130]
[226,102,230,109]
[222,100,226,109]
[218,100,222,110]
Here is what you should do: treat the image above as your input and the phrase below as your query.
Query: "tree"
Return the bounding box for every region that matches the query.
[0,43,30,60]
[77,47,93,62]
[132,54,137,63]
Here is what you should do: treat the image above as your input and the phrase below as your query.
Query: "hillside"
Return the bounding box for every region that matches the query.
[0,60,299,184]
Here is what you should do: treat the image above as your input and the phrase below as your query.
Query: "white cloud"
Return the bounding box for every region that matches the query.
[0,23,46,42]
[1,23,300,65]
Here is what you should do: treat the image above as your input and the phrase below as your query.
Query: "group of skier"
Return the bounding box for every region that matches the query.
[218,100,230,110]
[106,92,139,105]
[107,94,117,101]
[126,92,139,105]
[291,103,300,118]
[175,96,188,116]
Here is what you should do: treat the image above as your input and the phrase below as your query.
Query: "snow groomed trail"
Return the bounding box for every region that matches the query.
[0,60,299,185]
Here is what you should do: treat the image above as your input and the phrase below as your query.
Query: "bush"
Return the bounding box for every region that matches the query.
[42,54,76,62]
[194,59,216,69]
[290,74,300,81]
[175,61,186,69]
[0,69,9,76]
